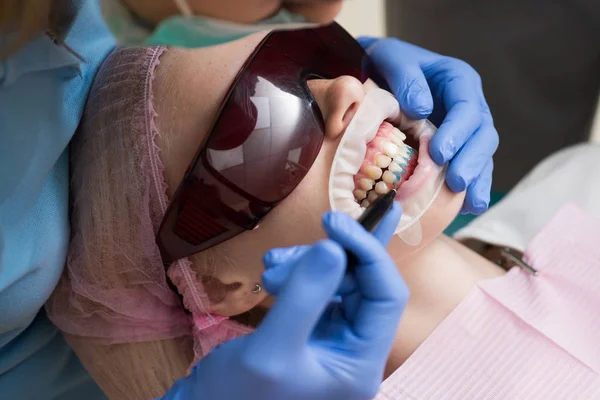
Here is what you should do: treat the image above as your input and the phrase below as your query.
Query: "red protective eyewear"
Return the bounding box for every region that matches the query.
[157,22,369,264]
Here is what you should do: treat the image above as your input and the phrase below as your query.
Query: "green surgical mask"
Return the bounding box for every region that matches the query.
[146,7,309,48]
[103,0,309,48]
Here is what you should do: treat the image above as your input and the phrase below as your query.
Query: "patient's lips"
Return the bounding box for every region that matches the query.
[352,122,418,207]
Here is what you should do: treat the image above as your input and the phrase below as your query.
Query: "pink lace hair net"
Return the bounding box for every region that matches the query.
[45,46,252,363]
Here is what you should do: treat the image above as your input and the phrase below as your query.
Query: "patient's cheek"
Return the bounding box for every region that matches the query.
[263,140,336,243]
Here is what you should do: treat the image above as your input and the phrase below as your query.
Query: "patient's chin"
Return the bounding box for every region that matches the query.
[286,1,344,23]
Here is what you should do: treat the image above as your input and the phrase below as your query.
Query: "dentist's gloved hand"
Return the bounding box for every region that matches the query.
[161,203,407,400]
[358,37,499,215]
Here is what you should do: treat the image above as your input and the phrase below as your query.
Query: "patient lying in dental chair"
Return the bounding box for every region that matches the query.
[376,142,600,399]
[45,34,600,400]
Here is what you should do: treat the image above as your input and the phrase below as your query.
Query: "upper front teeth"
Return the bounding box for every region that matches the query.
[382,170,396,185]
[382,141,399,158]
[367,190,379,202]
[365,164,383,180]
[359,178,374,191]
[394,129,406,141]
[388,134,403,146]
[353,189,367,201]
[393,154,409,167]
[350,121,417,208]
[388,161,403,173]
[375,181,389,194]
[375,154,392,168]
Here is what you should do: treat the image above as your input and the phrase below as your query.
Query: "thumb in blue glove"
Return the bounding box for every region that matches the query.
[263,202,403,297]
[160,204,408,400]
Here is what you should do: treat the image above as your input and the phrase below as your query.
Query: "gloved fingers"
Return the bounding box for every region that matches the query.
[350,277,408,345]
[372,202,403,246]
[445,112,498,207]
[341,287,362,322]
[263,246,357,296]
[356,36,378,49]
[457,86,496,215]
[322,210,400,265]
[322,212,408,341]
[333,272,360,319]
[461,158,494,215]
[360,38,434,120]
[262,245,310,294]
[263,245,310,268]
[250,240,346,354]
[261,261,293,295]
[338,272,358,296]
[312,302,347,341]
[428,60,483,169]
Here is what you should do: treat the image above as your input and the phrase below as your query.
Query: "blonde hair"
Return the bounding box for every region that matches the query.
[0,0,71,58]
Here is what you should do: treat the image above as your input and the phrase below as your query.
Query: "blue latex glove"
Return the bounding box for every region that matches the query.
[161,203,407,400]
[358,37,499,215]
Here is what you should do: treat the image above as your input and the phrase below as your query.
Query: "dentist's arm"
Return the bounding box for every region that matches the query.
[161,204,408,400]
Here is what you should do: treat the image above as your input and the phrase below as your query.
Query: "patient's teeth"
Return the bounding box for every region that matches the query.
[382,141,399,158]
[375,181,389,194]
[382,170,396,185]
[393,155,408,167]
[367,190,379,203]
[375,154,391,168]
[393,127,406,141]
[353,189,367,201]
[359,178,374,191]
[387,135,402,146]
[361,199,370,208]
[388,161,403,173]
[399,147,410,159]
[364,165,383,180]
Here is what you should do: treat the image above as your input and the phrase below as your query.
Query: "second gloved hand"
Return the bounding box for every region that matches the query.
[160,203,407,400]
[358,37,499,215]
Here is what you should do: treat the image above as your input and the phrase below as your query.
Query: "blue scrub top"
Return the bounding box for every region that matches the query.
[0,1,115,398]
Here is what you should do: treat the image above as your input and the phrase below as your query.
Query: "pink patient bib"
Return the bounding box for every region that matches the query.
[376,204,600,400]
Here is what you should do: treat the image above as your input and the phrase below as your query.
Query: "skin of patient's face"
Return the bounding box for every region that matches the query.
[121,0,343,25]
[154,32,465,317]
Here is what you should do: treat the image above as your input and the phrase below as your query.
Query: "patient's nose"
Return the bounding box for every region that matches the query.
[308,76,366,140]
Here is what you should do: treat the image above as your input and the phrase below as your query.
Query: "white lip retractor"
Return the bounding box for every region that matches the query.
[328,88,447,245]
